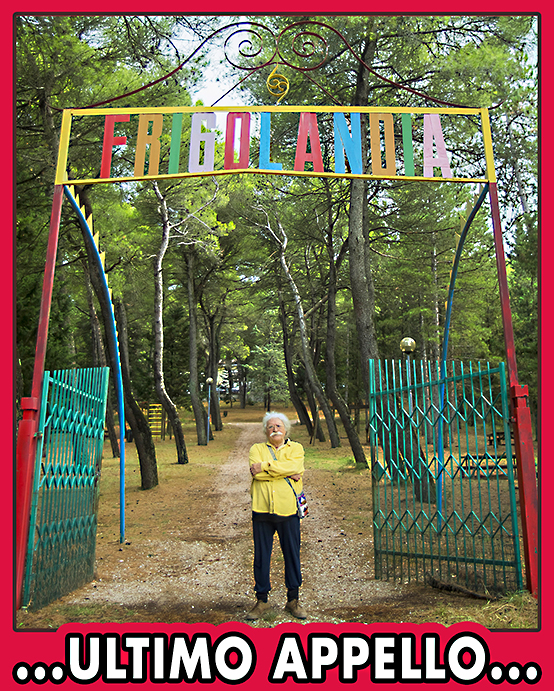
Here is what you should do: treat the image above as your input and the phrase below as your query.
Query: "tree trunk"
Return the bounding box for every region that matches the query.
[152,183,189,463]
[304,374,326,442]
[113,297,159,489]
[226,361,234,408]
[325,215,368,467]
[201,311,223,432]
[186,251,208,444]
[258,205,339,445]
[278,290,313,435]
[276,226,340,447]
[431,238,441,363]
[348,33,380,397]
[212,319,223,430]
[347,33,434,500]
[75,186,158,489]
[85,272,119,458]
[237,363,247,408]
[348,177,380,391]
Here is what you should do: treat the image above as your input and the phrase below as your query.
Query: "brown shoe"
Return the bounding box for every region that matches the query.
[245,599,271,621]
[285,598,307,619]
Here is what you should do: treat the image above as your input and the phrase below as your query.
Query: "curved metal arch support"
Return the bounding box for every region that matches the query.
[436,181,537,596]
[441,183,490,367]
[436,183,489,527]
[63,185,126,545]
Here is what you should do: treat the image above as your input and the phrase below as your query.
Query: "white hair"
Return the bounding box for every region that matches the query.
[262,411,291,435]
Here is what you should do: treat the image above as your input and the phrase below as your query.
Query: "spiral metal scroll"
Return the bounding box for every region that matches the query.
[221,22,329,74]
[222,23,277,71]
[212,19,472,107]
[278,26,329,71]
[266,65,289,103]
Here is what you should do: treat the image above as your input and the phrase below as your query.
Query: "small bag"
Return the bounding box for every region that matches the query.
[285,477,309,519]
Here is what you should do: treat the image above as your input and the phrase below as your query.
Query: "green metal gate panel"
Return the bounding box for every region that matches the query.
[368,359,522,597]
[22,367,110,610]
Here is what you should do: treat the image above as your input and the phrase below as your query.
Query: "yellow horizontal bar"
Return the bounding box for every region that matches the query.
[61,168,490,186]
[66,104,483,117]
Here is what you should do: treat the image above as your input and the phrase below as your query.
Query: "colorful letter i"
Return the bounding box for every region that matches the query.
[168,113,183,175]
[401,113,415,177]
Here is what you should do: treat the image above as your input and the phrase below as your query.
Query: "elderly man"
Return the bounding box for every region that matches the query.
[246,411,307,621]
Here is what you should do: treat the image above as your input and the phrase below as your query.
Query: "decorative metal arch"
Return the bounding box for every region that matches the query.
[76,19,485,111]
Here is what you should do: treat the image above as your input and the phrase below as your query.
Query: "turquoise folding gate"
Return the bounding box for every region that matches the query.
[22,367,110,609]
[368,359,523,597]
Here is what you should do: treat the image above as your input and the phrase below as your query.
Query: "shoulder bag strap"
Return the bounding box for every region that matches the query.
[267,444,299,499]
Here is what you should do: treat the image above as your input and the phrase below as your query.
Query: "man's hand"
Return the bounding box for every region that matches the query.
[289,474,301,482]
[250,462,262,476]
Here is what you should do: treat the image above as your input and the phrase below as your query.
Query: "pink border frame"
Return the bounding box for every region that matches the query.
[8,4,548,688]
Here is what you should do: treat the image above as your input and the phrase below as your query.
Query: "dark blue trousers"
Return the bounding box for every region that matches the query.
[252,513,302,596]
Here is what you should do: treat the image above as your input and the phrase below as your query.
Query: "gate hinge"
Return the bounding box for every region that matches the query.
[511,384,529,398]
[20,397,40,412]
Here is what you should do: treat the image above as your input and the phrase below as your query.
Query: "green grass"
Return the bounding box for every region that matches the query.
[431,591,538,630]
[100,418,243,496]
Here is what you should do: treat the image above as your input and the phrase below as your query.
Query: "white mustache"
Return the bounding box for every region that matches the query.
[270,431,282,436]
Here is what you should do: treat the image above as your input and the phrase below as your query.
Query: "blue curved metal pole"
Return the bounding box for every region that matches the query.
[63,186,126,543]
[437,183,489,527]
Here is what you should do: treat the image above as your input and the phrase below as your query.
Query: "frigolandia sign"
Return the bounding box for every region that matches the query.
[55,105,496,186]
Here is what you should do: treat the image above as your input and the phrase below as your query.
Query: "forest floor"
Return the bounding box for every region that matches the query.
[15,409,538,631]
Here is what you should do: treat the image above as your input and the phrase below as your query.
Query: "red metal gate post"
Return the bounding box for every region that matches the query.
[15,185,64,609]
[489,181,539,596]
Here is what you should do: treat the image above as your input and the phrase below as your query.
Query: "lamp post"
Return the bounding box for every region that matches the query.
[400,337,416,415]
[206,377,213,444]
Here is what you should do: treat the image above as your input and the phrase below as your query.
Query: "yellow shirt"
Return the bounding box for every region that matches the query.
[249,439,305,516]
